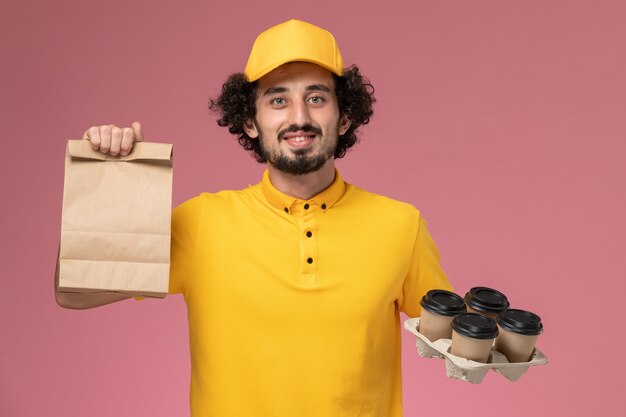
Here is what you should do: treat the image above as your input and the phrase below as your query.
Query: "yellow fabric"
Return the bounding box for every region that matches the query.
[244,19,344,82]
[169,169,453,417]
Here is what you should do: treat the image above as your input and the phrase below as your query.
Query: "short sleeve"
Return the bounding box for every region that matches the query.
[398,215,454,317]
[168,195,204,296]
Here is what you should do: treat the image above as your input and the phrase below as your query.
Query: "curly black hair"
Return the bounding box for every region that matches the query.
[209,65,375,162]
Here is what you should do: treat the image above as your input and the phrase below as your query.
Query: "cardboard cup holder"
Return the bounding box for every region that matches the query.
[404,317,548,384]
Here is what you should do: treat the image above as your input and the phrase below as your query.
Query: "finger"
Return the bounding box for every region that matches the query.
[83,126,101,151]
[131,121,144,142]
[109,126,123,156]
[99,125,113,154]
[120,127,134,156]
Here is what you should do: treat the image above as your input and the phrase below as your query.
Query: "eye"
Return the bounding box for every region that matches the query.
[271,97,286,106]
[308,96,325,104]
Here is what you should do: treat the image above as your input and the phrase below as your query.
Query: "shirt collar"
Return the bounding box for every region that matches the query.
[260,168,346,212]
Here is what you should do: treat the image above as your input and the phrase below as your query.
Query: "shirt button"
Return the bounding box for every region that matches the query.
[284,207,289,213]
[321,203,327,210]
[306,231,312,238]
[304,203,310,210]
[307,257,313,264]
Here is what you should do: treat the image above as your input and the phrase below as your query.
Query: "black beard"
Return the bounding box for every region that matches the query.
[258,124,337,176]
[268,149,330,176]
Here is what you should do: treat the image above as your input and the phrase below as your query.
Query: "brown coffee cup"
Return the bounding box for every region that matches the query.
[418,290,466,342]
[495,309,543,362]
[450,313,499,363]
[464,287,510,319]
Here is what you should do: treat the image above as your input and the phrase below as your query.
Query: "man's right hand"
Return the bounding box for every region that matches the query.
[82,121,144,156]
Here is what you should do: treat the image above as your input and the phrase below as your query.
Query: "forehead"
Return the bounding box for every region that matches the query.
[256,62,335,93]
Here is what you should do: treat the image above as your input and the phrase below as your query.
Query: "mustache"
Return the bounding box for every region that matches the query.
[278,124,323,141]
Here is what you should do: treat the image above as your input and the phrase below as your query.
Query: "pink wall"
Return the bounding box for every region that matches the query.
[2,1,624,416]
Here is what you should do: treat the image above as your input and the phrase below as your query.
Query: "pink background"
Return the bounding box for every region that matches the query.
[2,1,625,416]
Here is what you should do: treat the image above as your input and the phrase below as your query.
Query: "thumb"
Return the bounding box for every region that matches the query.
[131,121,144,142]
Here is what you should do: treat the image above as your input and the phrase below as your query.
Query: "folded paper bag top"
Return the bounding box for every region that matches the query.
[66,139,173,161]
[58,140,173,298]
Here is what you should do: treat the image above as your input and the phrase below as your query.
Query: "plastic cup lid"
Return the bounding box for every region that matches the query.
[420,289,467,317]
[497,309,544,336]
[452,313,499,339]
[464,286,510,313]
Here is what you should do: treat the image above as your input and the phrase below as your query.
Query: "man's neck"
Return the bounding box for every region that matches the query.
[267,160,336,200]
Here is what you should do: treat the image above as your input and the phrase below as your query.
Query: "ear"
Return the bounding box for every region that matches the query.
[243,118,259,139]
[338,114,352,136]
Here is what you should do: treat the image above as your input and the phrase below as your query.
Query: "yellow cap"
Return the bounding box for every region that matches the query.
[244,19,344,82]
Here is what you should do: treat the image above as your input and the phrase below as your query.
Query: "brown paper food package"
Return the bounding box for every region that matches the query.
[58,140,173,298]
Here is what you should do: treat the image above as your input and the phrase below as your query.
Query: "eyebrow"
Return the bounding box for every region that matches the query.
[262,86,288,96]
[262,84,332,96]
[306,84,331,93]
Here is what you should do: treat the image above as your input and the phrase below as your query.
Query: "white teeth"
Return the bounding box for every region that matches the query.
[287,136,313,142]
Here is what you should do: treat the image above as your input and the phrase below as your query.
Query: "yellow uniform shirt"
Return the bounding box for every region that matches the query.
[169,169,453,417]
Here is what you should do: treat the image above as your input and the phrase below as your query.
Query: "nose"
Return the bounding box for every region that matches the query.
[288,99,312,126]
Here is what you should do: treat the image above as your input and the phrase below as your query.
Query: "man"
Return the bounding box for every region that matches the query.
[57,19,453,417]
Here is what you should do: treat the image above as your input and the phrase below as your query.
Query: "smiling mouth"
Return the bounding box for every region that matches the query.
[282,131,318,148]
[285,135,316,142]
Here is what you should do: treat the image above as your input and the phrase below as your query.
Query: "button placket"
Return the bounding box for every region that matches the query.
[298,202,318,287]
